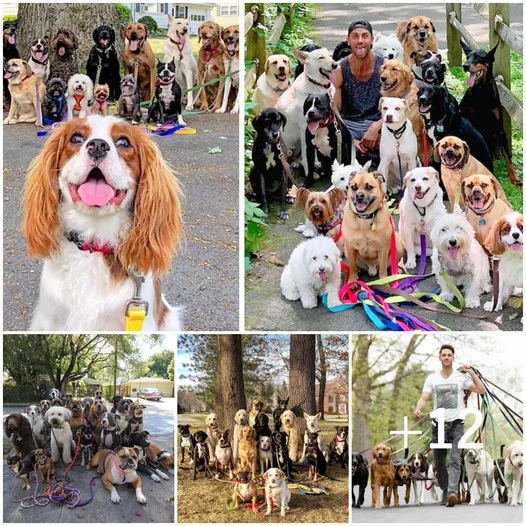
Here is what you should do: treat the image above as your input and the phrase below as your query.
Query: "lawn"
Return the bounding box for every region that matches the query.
[149,35,200,60]
[177,413,349,523]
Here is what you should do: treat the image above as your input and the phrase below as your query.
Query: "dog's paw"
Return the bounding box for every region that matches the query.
[303,229,316,238]
[294,224,306,233]
[280,511,286,518]
[136,489,147,504]
[465,297,481,309]
[405,257,417,270]
[185,104,193,111]
[111,489,122,504]
[483,300,494,312]
[300,297,317,309]
[469,500,475,506]
[215,107,226,114]
[511,500,518,507]
[160,471,170,480]
[280,211,289,220]
[152,473,162,482]
[439,291,454,302]
[231,107,239,114]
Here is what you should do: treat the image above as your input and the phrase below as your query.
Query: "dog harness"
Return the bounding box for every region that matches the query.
[93,99,106,112]
[46,93,65,115]
[32,55,49,66]
[72,93,85,112]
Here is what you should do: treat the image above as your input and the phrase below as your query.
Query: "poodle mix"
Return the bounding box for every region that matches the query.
[45,406,73,464]
[67,73,93,119]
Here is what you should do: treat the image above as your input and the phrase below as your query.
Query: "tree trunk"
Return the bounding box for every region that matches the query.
[17,4,122,69]
[317,334,326,419]
[215,335,246,431]
[289,335,316,414]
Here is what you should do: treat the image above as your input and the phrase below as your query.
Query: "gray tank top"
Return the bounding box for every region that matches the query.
[340,54,383,122]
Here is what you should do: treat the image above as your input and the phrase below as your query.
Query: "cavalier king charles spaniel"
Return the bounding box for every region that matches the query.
[23,115,183,330]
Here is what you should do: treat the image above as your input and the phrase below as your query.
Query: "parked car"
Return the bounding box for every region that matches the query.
[138,387,162,401]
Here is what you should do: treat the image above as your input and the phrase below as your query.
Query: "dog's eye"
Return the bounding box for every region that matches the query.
[115,137,130,148]
[395,107,400,111]
[411,178,416,182]
[481,183,488,188]
[312,256,317,261]
[70,133,84,144]
[423,177,428,181]
[324,255,328,260]
[320,199,326,204]
[365,184,373,191]
[392,67,397,72]
[340,177,345,181]
[351,184,358,191]
[441,228,447,233]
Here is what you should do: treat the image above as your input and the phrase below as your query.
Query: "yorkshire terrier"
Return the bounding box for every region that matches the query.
[92,83,110,116]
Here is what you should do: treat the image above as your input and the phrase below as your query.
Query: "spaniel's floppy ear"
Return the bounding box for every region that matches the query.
[118,128,183,275]
[197,25,202,43]
[484,218,506,256]
[23,126,66,258]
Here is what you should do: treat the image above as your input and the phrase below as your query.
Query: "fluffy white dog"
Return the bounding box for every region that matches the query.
[464,448,494,505]
[264,468,291,517]
[505,441,523,506]
[372,32,404,60]
[45,406,73,464]
[399,167,446,269]
[67,73,93,120]
[281,236,341,309]
[431,210,491,308]
[205,412,219,463]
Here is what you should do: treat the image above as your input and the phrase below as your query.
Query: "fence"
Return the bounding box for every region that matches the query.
[446,3,523,144]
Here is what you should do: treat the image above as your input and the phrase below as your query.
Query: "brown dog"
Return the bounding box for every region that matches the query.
[232,461,258,512]
[396,16,438,66]
[70,399,84,437]
[197,21,225,111]
[217,25,240,113]
[145,440,175,470]
[461,174,513,244]
[393,462,412,506]
[34,448,55,483]
[238,426,258,478]
[342,171,403,282]
[122,23,156,103]
[248,399,263,428]
[371,443,396,509]
[92,83,110,115]
[434,136,508,210]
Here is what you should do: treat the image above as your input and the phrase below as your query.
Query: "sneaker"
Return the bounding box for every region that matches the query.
[446,493,458,507]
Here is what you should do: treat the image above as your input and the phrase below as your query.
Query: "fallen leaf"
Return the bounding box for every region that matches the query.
[207,146,222,154]
[268,255,284,267]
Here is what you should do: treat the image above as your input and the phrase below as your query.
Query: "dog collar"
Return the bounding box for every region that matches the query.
[95,45,113,56]
[353,206,380,222]
[412,191,438,217]
[467,197,495,217]
[65,231,115,254]
[316,215,343,235]
[20,74,34,83]
[31,55,49,66]
[386,121,407,141]
[218,442,231,448]
[307,75,331,89]
[267,77,290,93]
[73,93,85,112]
[204,41,221,62]
[334,435,346,442]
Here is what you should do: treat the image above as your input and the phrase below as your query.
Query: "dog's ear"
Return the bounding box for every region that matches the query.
[142,23,149,40]
[285,56,292,76]
[410,51,418,60]
[133,446,141,458]
[488,41,499,61]
[461,141,470,164]
[430,21,436,33]
[432,142,442,163]
[197,25,202,43]
[430,168,440,182]
[315,412,322,420]
[349,170,358,182]
[303,412,309,420]
[460,178,468,200]
[264,57,271,75]
[490,176,498,196]
[402,170,413,190]
[296,187,310,209]
[436,53,442,63]
[378,97,385,111]
[373,172,385,185]
[251,113,262,131]
[328,188,345,210]
[278,111,287,129]
[460,39,472,57]
[92,27,99,44]
[63,408,71,422]
[485,218,506,255]
[293,49,309,64]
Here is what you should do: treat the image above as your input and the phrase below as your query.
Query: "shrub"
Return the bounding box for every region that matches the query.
[138,15,159,34]
[3,15,17,22]
[115,4,132,26]
[245,198,268,271]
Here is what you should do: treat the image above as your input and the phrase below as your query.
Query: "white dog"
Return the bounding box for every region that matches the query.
[377,97,418,191]
[67,73,93,120]
[163,16,197,111]
[372,32,404,60]
[45,406,73,464]
[281,236,341,309]
[302,412,330,462]
[205,412,219,463]
[399,167,446,269]
[464,448,494,505]
[279,410,303,463]
[259,436,274,475]
[264,468,291,518]
[275,48,337,175]
[431,211,491,308]
[28,38,50,82]
[24,405,44,434]
[232,409,249,463]
[252,54,292,113]
[49,388,61,401]
[505,441,523,506]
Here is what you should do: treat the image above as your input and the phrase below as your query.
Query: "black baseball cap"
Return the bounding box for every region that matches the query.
[348,21,373,36]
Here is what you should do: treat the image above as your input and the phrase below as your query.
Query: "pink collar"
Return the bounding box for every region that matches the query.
[334,435,345,443]
[113,457,126,475]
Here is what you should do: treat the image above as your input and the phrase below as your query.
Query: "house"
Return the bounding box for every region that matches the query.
[178,389,207,413]
[120,377,174,398]
[316,380,349,415]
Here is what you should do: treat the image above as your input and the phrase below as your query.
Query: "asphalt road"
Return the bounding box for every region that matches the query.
[3,398,174,523]
[3,112,239,332]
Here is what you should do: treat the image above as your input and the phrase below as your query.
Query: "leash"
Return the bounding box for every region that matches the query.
[124,269,148,331]
[11,468,50,508]
[277,137,301,188]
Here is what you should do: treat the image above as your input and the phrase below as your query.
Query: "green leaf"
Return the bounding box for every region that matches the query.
[207,147,222,154]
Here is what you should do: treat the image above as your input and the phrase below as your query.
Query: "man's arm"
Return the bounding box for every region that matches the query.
[333,64,343,111]
[414,391,432,418]
[463,365,486,395]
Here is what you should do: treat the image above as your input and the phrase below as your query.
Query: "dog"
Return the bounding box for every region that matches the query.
[411,50,443,87]
[216,25,240,114]
[233,409,249,463]
[6,453,33,490]
[178,424,193,464]
[91,83,110,116]
[28,37,50,82]
[88,446,147,504]
[463,448,494,504]
[3,20,20,106]
[254,413,272,440]
[24,405,44,434]
[23,115,183,331]
[352,453,368,508]
[396,16,438,66]
[409,451,429,505]
[249,108,290,219]
[69,399,84,437]
[371,443,396,509]
[192,430,209,480]
[272,430,293,479]
[238,426,258,478]
[426,461,440,502]
[94,389,104,401]
[118,74,142,123]
[163,16,197,111]
[252,54,292,113]
[144,439,174,472]
[421,55,446,86]
[147,59,185,125]
[197,21,225,111]
[40,400,51,417]
[49,28,79,83]
[275,48,337,175]
[122,22,156,103]
[82,397,93,421]
[504,440,523,506]
[45,406,73,464]
[205,412,220,463]
[342,170,404,282]
[4,59,45,125]
[63,392,74,409]
[264,468,291,517]
[214,429,234,479]
[303,412,330,462]
[399,167,446,270]
[34,448,55,484]
[372,32,404,60]
[89,400,108,441]
[5,413,38,458]
[232,461,259,512]
[431,210,491,308]
[483,212,523,315]
[272,397,288,432]
[279,409,303,463]
[329,426,349,469]
[100,411,122,450]
[259,436,274,475]
[459,40,520,186]
[77,423,96,467]
[461,174,513,244]
[393,462,412,506]
[305,431,327,481]
[494,444,508,504]
[248,400,263,428]
[281,236,342,309]
[121,431,170,483]
[86,25,121,101]
[67,73,93,120]
[433,136,507,211]
[333,40,351,61]
[127,400,145,428]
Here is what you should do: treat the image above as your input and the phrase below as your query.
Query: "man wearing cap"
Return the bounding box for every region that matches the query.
[333,21,384,161]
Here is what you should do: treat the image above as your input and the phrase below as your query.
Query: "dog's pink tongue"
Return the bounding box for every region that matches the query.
[35,51,43,60]
[58,46,65,56]
[472,198,484,210]
[509,242,523,251]
[130,40,138,52]
[8,35,15,45]
[78,179,115,207]
[319,270,327,282]
[101,38,109,46]
[467,72,476,88]
[308,120,320,133]
[449,247,459,259]
[227,42,236,51]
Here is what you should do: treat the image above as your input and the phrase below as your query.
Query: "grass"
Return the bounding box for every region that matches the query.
[177,413,349,523]
[149,35,200,60]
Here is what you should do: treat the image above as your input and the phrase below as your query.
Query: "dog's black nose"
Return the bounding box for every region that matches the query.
[319,266,325,272]
[449,239,457,247]
[380,75,387,82]
[356,192,365,202]
[512,232,520,240]
[271,131,279,140]
[462,63,469,72]
[86,139,110,160]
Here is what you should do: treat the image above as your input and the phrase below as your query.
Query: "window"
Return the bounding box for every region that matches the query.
[219,5,238,16]
[339,403,347,414]
[328,395,333,404]
[174,5,188,18]
[191,14,205,21]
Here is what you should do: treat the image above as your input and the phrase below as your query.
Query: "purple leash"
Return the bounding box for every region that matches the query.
[398,232,428,292]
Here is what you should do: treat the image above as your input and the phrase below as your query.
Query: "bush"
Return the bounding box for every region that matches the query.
[138,15,159,34]
[115,4,132,26]
[245,198,268,271]
[3,15,17,22]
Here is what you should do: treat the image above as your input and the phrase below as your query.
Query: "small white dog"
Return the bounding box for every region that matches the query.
[372,32,404,60]
[45,406,73,464]
[464,448,494,505]
[281,236,341,309]
[259,436,274,475]
[67,73,93,120]
[24,405,44,434]
[378,97,418,191]
[232,409,249,463]
[302,412,330,462]
[399,167,446,269]
[205,412,219,463]
[264,468,291,518]
[505,440,523,506]
[431,210,491,308]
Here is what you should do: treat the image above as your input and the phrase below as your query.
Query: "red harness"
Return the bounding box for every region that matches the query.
[73,93,84,112]
[204,41,221,63]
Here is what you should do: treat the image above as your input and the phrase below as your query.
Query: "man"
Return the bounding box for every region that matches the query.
[414,344,486,507]
[333,21,385,161]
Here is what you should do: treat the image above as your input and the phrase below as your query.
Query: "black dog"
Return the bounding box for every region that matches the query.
[76,423,95,467]
[272,396,289,432]
[421,54,446,86]
[329,426,349,469]
[305,431,327,480]
[351,452,368,508]
[272,430,292,480]
[42,77,67,123]
[459,40,520,186]
[493,443,508,504]
[333,41,352,62]
[192,430,209,480]
[3,20,19,106]
[254,413,272,441]
[86,25,121,100]
[110,395,122,413]
[122,430,170,483]
[295,43,321,78]
[178,424,193,464]
[146,59,183,125]
[249,108,290,219]
[418,83,493,172]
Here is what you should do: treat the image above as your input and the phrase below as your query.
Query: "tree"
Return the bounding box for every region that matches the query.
[16,4,123,69]
[317,334,327,419]
[289,334,316,414]
[147,350,173,378]
[167,355,174,381]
